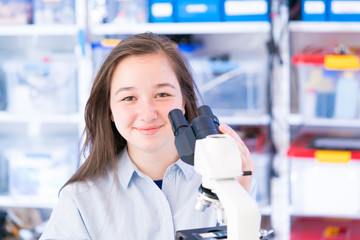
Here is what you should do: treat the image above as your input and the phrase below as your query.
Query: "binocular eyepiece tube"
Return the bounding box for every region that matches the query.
[168,105,220,166]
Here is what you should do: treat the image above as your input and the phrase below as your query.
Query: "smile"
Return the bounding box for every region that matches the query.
[135,126,161,136]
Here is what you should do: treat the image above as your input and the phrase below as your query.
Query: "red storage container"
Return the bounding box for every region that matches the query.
[287,134,360,217]
[291,217,360,240]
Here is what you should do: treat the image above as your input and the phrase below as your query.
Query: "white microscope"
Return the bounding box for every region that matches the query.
[169,105,272,240]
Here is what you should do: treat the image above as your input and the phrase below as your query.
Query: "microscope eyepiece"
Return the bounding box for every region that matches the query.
[168,105,220,166]
[168,109,189,135]
[198,105,220,127]
[191,116,219,140]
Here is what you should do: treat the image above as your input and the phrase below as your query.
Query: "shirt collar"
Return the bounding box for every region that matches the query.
[117,148,138,190]
[117,148,196,189]
[174,158,195,181]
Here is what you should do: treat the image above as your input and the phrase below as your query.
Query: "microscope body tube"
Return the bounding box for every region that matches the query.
[194,134,260,240]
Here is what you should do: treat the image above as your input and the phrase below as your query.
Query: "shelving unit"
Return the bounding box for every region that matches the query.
[289,21,360,33]
[0,25,78,36]
[2,1,359,239]
[0,0,89,209]
[90,22,271,35]
[285,19,360,240]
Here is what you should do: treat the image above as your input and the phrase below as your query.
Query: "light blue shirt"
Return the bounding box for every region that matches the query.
[40,149,257,240]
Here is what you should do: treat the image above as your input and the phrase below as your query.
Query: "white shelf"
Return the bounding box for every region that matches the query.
[289,21,360,33]
[289,206,360,219]
[288,114,360,128]
[90,22,270,35]
[0,112,82,124]
[219,114,270,126]
[0,195,57,209]
[0,24,78,36]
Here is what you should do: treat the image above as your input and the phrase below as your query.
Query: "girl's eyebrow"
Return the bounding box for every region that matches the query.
[114,83,177,96]
[114,86,134,96]
[156,83,176,89]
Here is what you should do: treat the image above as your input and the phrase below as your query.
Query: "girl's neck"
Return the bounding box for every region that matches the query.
[127,145,179,180]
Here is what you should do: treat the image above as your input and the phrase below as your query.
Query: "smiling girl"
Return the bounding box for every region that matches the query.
[40,32,256,239]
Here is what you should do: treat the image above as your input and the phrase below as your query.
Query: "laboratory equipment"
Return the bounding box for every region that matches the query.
[169,105,271,240]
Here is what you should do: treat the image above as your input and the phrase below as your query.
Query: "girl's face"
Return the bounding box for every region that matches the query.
[110,53,185,153]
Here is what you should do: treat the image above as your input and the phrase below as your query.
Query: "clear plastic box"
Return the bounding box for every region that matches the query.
[191,58,268,117]
[288,134,360,217]
[4,135,78,197]
[293,54,360,119]
[3,54,78,115]
[33,0,76,24]
[106,0,148,24]
[0,0,32,24]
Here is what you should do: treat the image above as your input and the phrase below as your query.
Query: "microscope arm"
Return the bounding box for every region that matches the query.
[212,179,260,239]
[194,134,260,240]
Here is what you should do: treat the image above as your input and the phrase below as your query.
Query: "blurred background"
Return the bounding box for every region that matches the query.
[0,0,360,239]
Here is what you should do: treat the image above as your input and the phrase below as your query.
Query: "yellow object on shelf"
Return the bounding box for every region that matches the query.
[315,150,351,163]
[324,55,359,70]
[100,39,121,48]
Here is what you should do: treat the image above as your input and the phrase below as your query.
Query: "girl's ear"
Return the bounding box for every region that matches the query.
[182,100,186,115]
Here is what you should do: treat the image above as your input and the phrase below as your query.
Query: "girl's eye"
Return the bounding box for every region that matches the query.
[157,92,170,98]
[122,96,136,101]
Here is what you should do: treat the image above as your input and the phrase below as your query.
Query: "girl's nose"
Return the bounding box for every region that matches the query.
[139,101,157,122]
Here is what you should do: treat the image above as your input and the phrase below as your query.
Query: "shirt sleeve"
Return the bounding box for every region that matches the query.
[39,186,91,240]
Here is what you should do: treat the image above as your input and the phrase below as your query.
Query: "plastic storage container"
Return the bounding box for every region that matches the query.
[223,0,270,22]
[176,0,221,22]
[106,0,148,24]
[3,54,78,115]
[0,0,32,24]
[191,58,267,117]
[292,54,360,119]
[301,0,327,21]
[328,0,360,21]
[288,134,360,217]
[33,0,76,24]
[149,0,175,22]
[4,135,78,197]
[291,217,360,240]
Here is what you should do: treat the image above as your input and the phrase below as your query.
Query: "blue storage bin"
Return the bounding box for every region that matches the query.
[328,0,360,21]
[176,0,221,22]
[223,0,270,21]
[149,0,175,22]
[33,0,76,24]
[301,0,327,21]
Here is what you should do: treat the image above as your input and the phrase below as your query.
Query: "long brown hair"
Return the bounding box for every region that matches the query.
[65,32,200,186]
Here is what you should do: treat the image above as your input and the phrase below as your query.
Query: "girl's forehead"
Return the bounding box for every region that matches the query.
[110,53,180,90]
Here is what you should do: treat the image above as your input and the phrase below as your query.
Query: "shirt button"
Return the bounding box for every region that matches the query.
[163,217,168,222]
[168,174,173,179]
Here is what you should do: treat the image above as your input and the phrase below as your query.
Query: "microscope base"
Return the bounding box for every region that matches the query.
[176,225,227,240]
